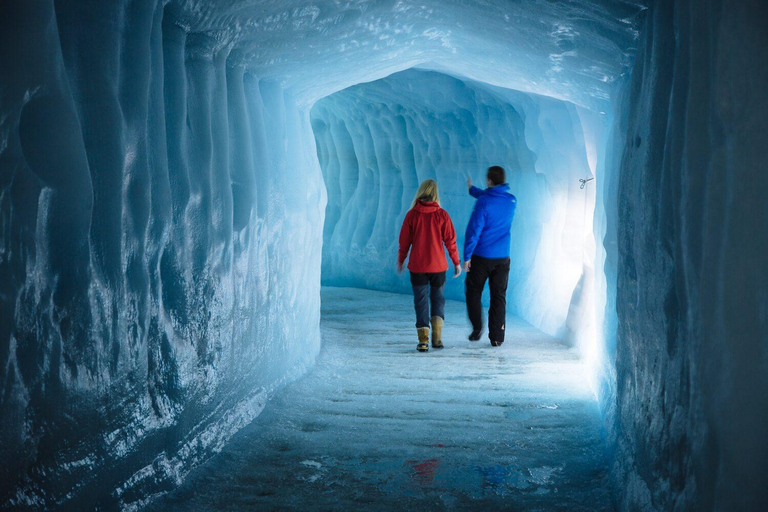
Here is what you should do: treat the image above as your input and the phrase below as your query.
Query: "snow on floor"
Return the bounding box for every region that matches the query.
[147,287,613,511]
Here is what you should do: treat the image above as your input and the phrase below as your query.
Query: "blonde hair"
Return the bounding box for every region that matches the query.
[410,179,440,209]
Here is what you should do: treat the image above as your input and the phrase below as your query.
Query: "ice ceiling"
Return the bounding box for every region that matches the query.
[171,0,647,109]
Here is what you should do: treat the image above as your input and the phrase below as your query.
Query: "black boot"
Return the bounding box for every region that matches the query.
[468,329,482,341]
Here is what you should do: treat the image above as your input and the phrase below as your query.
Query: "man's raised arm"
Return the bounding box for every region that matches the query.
[467,177,484,198]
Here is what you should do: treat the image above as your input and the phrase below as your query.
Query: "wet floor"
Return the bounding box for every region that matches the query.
[147,287,614,511]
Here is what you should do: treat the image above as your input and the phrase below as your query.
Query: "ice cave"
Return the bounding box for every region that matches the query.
[1,0,767,510]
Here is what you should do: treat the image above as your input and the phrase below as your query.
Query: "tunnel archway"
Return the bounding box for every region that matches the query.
[310,68,602,373]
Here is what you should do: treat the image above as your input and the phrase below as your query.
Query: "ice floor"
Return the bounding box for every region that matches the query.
[147,287,613,511]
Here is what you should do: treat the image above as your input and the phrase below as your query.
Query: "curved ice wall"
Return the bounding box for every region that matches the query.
[0,2,324,508]
[312,69,597,343]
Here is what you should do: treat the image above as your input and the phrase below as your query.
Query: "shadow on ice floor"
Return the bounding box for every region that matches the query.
[147,287,613,511]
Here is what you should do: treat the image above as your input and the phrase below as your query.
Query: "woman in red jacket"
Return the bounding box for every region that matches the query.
[397,179,462,352]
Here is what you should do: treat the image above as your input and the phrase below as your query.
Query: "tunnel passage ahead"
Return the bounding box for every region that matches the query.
[311,68,599,374]
[148,288,611,511]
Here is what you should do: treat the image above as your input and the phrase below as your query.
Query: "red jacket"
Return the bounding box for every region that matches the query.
[398,201,460,273]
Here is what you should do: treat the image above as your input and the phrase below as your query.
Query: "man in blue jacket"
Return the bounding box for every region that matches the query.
[463,166,517,346]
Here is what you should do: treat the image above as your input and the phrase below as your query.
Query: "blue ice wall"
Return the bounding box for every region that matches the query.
[0,2,324,508]
[607,0,768,509]
[312,70,598,343]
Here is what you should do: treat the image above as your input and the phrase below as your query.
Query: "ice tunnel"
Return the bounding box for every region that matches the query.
[1,0,767,510]
[312,68,598,350]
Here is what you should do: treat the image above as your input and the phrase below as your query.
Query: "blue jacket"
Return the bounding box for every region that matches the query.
[464,184,516,261]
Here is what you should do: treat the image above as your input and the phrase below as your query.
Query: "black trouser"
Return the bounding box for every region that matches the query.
[410,272,446,328]
[465,256,510,342]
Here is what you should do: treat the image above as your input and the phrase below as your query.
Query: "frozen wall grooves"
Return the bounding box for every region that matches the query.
[611,0,768,509]
[312,69,597,344]
[0,1,323,508]
[226,56,257,234]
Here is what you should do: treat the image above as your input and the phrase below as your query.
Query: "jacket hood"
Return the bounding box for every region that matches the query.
[485,183,512,196]
[414,200,440,213]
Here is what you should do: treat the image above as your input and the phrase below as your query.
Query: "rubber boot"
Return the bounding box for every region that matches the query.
[417,327,430,352]
[431,316,444,349]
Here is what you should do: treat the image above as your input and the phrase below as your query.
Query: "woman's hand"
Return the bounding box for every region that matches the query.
[453,264,462,278]
[463,260,471,273]
[396,262,404,274]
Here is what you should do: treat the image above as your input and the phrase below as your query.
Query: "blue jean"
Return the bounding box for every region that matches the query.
[410,272,446,328]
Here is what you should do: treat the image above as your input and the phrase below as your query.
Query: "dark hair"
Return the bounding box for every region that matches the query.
[487,166,505,186]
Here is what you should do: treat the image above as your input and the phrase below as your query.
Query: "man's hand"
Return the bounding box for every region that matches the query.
[396,262,404,274]
[467,177,472,190]
[463,260,471,273]
[453,264,462,278]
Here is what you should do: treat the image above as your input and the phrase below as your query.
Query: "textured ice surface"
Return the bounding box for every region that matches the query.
[0,2,325,508]
[165,0,647,111]
[313,69,598,347]
[147,288,613,511]
[607,1,768,510]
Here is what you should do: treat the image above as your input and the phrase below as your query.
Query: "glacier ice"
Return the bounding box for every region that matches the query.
[0,1,327,507]
[2,0,767,510]
[606,2,768,510]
